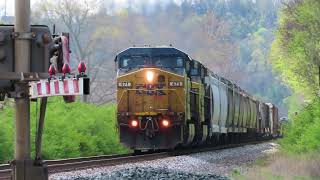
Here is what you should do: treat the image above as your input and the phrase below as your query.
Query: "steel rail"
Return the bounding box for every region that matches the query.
[47,152,168,173]
[0,164,10,180]
[0,165,10,171]
[171,140,272,156]
[45,153,135,166]
[0,169,10,180]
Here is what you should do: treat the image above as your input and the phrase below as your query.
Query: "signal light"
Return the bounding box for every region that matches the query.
[162,119,170,127]
[78,62,87,74]
[48,65,56,77]
[62,63,71,75]
[42,32,51,45]
[130,120,139,128]
[146,71,154,83]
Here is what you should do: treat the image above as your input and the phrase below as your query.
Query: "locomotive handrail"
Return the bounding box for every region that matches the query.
[117,89,185,113]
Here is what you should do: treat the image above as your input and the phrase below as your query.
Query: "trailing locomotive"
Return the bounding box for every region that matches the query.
[115,47,279,151]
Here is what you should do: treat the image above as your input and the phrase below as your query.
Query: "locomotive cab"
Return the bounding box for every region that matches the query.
[115,47,189,150]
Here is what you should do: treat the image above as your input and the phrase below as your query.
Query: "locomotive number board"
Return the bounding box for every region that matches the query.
[169,81,183,87]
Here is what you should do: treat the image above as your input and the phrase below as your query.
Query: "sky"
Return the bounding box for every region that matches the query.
[0,0,183,16]
[0,0,39,16]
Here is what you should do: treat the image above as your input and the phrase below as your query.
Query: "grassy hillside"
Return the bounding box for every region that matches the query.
[279,98,320,154]
[0,98,129,163]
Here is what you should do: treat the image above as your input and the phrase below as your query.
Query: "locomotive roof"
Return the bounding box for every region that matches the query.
[115,47,188,59]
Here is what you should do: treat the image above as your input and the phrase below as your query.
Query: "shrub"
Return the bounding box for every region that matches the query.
[0,98,129,163]
[279,97,320,154]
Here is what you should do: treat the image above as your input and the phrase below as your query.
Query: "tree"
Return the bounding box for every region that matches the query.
[270,0,320,106]
[33,0,105,102]
[30,0,287,107]
[271,0,320,114]
[35,0,99,61]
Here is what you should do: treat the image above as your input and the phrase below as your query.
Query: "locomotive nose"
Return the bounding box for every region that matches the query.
[117,67,185,150]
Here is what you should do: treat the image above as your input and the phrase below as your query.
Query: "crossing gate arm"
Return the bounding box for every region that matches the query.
[29,77,89,99]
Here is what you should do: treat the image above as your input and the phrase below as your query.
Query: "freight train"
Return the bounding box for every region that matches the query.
[115,47,279,151]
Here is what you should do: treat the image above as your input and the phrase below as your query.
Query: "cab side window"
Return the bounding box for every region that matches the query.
[191,61,199,76]
[122,58,130,68]
[177,57,183,67]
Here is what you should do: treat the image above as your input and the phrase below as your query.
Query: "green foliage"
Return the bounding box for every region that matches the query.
[0,104,14,163]
[0,98,129,163]
[270,0,320,101]
[279,98,320,154]
[283,94,304,116]
[271,1,320,154]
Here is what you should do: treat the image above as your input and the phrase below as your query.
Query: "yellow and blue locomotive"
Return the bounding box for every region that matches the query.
[115,47,279,151]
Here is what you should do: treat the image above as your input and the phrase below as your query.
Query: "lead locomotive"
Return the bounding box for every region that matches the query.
[115,47,279,151]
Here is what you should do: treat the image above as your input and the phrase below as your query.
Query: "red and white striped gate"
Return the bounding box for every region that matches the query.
[29,78,84,99]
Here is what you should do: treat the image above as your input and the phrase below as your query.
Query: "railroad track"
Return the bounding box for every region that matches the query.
[0,140,270,180]
[47,152,168,173]
[0,164,10,180]
[0,152,168,180]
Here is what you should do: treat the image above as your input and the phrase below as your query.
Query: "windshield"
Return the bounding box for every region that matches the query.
[119,55,150,69]
[152,56,184,68]
[119,55,185,69]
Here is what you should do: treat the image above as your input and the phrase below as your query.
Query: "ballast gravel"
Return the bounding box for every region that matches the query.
[50,142,278,180]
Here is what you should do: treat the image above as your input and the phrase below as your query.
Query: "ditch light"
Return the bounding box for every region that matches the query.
[162,119,170,128]
[130,120,139,128]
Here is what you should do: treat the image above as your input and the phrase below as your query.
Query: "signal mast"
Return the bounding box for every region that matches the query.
[0,0,90,179]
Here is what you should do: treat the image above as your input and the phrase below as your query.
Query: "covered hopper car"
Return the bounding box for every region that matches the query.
[115,47,279,151]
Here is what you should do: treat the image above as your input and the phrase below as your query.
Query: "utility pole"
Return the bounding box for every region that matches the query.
[13,0,32,179]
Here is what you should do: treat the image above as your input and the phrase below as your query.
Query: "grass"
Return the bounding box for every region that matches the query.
[0,97,130,163]
[279,98,320,154]
[232,151,320,180]
[232,98,320,179]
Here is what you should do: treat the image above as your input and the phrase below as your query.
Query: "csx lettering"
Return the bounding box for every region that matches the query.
[135,84,166,96]
[136,90,166,96]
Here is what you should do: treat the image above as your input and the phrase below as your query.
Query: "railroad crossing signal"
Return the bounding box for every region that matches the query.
[0,26,89,101]
[0,2,90,179]
[0,25,53,98]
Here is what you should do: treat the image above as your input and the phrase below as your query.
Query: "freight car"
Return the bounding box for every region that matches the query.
[115,47,279,151]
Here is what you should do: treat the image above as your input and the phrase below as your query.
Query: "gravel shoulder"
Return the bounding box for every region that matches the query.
[50,142,279,180]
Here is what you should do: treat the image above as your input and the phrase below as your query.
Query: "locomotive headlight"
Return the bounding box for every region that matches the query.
[146,71,154,83]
